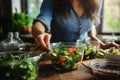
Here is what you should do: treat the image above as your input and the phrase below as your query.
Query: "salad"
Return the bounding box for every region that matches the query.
[0,52,41,80]
[84,43,102,60]
[104,47,120,55]
[50,42,84,70]
[104,47,120,61]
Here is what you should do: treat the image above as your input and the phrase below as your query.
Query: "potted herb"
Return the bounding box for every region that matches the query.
[11,8,33,34]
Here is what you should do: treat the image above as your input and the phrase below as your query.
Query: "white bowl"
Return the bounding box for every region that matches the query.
[104,48,120,61]
[105,54,120,61]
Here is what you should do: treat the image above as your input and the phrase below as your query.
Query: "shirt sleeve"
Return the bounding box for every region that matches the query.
[33,0,55,32]
[94,0,103,26]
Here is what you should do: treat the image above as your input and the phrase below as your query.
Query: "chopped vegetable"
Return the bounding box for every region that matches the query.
[105,47,120,55]
[59,57,66,63]
[84,44,98,60]
[50,42,84,70]
[68,48,76,53]
[83,43,104,60]
[0,52,41,80]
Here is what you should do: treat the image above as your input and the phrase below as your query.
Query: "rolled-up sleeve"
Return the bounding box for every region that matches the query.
[33,0,55,32]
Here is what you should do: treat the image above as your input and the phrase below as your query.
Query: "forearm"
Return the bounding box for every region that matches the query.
[88,25,105,48]
[32,21,46,38]
[90,36,105,48]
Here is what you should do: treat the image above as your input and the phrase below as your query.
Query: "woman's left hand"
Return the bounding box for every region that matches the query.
[102,42,120,49]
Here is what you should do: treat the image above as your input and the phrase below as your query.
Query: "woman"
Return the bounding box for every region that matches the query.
[32,0,119,51]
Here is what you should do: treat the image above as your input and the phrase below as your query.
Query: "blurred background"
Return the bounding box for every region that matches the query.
[0,0,120,43]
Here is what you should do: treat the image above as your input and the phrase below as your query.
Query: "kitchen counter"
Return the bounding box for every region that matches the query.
[38,59,95,80]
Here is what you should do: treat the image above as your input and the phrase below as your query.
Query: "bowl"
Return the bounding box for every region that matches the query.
[89,59,120,80]
[83,40,100,60]
[0,42,35,52]
[104,47,120,61]
[49,42,84,70]
[17,43,35,51]
[0,51,42,80]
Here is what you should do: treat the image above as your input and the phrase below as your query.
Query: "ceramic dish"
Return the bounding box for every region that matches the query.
[104,47,120,61]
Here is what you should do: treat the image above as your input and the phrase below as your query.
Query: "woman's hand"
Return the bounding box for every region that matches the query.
[32,21,51,51]
[88,25,120,49]
[35,33,51,51]
[102,42,120,49]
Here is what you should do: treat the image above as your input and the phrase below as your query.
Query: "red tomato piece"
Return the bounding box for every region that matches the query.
[68,48,76,53]
[59,57,66,63]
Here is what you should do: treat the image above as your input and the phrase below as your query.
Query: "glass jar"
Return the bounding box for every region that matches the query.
[0,32,23,51]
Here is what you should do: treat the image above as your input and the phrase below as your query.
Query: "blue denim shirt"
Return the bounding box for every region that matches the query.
[34,0,103,42]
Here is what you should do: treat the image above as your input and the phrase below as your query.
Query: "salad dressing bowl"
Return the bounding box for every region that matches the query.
[49,42,85,70]
[89,59,120,80]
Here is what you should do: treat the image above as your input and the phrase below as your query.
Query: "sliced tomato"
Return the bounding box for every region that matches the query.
[68,47,76,53]
[59,57,66,63]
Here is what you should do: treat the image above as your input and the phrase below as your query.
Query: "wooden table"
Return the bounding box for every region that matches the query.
[38,58,96,80]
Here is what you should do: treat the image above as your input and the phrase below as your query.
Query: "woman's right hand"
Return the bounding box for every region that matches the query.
[35,33,51,51]
[32,21,51,51]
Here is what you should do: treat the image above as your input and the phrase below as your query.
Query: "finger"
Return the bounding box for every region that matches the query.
[37,35,47,48]
[44,34,51,50]
[111,42,119,49]
[44,34,51,45]
[35,38,49,52]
